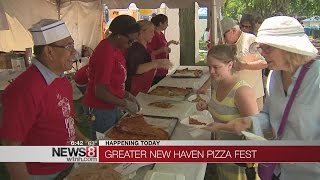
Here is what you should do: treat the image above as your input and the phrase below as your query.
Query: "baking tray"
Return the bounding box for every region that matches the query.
[147,86,193,101]
[171,69,203,78]
[105,115,178,140]
[136,93,194,118]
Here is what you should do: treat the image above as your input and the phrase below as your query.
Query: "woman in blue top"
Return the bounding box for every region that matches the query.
[207,16,320,180]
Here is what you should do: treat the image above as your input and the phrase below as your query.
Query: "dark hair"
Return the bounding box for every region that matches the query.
[255,16,263,24]
[207,44,238,73]
[109,15,140,35]
[240,14,255,33]
[33,45,45,58]
[151,14,168,27]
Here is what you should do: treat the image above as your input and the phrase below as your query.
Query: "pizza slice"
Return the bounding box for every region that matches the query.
[189,117,207,125]
[148,101,174,109]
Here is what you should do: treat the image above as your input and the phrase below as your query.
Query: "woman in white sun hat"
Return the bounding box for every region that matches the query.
[203,16,320,180]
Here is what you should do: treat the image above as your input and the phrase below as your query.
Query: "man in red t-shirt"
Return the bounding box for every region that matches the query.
[83,15,141,140]
[0,19,88,180]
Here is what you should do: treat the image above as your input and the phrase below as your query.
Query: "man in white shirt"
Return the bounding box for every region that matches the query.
[198,17,267,110]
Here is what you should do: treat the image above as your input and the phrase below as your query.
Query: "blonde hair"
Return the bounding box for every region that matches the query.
[207,44,238,73]
[137,20,154,31]
[283,50,313,71]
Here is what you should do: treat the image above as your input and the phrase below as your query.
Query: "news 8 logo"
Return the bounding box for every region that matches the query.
[52,146,97,157]
[86,146,97,157]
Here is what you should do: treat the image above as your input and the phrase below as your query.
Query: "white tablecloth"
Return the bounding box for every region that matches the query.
[136,66,211,180]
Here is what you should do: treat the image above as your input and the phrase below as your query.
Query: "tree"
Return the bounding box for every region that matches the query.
[223,0,319,20]
[179,5,196,65]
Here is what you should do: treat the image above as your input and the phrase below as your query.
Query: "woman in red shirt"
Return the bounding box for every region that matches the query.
[148,14,178,85]
[126,20,172,96]
[83,15,141,140]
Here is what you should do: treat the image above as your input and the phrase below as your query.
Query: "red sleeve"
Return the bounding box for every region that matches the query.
[0,87,38,142]
[74,65,89,85]
[92,40,115,85]
[147,33,160,51]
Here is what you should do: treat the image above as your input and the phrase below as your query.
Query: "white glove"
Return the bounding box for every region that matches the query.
[126,92,141,111]
[123,99,139,114]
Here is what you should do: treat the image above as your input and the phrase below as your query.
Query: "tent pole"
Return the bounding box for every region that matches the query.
[56,0,61,20]
[210,0,217,46]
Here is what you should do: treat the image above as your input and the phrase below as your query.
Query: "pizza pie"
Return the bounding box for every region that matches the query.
[148,86,192,97]
[189,117,207,125]
[67,164,121,180]
[148,101,174,108]
[106,115,169,140]
[192,94,205,102]
[175,68,203,77]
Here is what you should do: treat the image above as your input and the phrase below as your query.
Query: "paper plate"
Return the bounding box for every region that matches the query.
[187,94,210,103]
[241,131,267,141]
[180,112,214,128]
[144,171,185,180]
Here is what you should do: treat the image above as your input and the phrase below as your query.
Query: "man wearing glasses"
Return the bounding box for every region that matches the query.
[0,19,88,180]
[198,17,267,111]
[239,14,256,35]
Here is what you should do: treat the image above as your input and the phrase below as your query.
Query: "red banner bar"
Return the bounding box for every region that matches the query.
[99,146,320,163]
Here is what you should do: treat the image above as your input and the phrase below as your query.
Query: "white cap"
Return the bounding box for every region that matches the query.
[29,19,71,45]
[256,16,318,57]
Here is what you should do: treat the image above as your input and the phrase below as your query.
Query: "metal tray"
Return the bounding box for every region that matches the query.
[136,93,194,119]
[171,69,203,78]
[147,86,193,101]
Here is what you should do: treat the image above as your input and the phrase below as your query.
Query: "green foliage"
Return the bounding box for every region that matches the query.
[289,0,320,16]
[222,0,247,19]
[199,38,208,51]
[223,0,319,20]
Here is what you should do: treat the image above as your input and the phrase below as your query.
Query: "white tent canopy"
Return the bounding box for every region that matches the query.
[101,0,223,9]
[0,0,223,52]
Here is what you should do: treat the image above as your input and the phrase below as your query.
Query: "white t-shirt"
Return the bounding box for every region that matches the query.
[235,32,265,98]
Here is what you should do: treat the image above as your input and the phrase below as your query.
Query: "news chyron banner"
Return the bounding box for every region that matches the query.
[99,140,320,163]
[0,141,319,162]
[0,145,99,163]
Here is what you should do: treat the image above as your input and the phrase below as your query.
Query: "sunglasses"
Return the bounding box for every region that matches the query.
[241,24,252,29]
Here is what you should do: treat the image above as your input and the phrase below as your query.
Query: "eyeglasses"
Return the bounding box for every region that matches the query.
[48,43,75,51]
[241,24,252,29]
[249,42,273,54]
[257,45,274,54]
